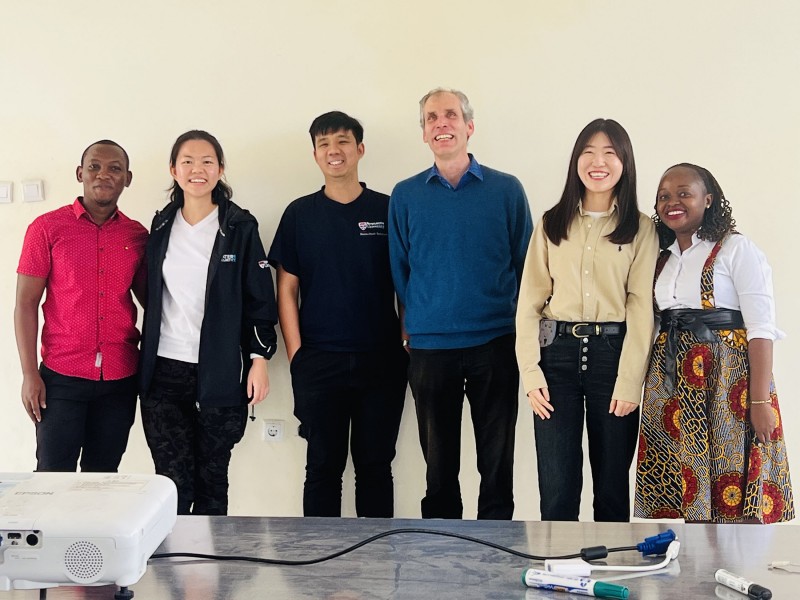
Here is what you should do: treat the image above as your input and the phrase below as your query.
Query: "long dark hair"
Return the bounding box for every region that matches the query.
[543,119,639,245]
[653,163,736,250]
[168,130,232,205]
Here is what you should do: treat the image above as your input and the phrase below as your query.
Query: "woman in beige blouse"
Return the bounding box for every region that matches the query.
[515,119,658,522]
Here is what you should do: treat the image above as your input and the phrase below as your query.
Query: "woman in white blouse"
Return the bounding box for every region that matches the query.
[139,131,277,515]
[635,163,794,523]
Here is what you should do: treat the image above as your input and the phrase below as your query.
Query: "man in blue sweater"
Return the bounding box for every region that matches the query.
[388,88,533,519]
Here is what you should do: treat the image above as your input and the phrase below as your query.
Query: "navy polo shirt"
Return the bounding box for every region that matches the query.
[268,184,400,352]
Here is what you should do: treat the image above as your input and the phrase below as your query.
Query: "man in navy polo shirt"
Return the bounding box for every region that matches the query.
[269,111,408,517]
[389,88,533,520]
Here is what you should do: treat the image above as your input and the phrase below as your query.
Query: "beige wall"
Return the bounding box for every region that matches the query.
[1,1,798,521]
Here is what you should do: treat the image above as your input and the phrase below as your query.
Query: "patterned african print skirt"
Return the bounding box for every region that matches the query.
[634,326,794,523]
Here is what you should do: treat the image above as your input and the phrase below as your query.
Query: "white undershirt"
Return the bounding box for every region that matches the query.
[157,207,219,362]
[583,210,607,219]
[654,232,783,341]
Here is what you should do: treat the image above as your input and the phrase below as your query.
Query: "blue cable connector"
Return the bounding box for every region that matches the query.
[636,530,677,556]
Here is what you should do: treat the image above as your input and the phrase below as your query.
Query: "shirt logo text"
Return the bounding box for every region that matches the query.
[358,221,385,231]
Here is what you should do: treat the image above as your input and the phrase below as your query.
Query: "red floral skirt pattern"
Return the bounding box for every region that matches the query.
[634,328,794,523]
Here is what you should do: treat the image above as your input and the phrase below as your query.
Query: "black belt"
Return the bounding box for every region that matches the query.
[555,321,626,337]
[659,308,745,394]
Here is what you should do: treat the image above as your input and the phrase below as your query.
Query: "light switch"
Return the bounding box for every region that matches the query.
[22,180,44,202]
[0,181,11,203]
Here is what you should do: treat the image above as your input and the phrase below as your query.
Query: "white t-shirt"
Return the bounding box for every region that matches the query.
[655,232,783,341]
[157,207,219,363]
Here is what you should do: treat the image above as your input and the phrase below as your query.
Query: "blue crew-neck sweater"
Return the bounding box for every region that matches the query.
[389,161,533,349]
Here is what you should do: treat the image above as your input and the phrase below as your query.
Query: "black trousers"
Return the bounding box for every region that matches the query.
[291,346,408,518]
[533,333,639,522]
[35,364,137,472]
[408,333,518,520]
[141,357,247,516]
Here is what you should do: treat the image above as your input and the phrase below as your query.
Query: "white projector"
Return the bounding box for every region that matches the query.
[0,472,177,592]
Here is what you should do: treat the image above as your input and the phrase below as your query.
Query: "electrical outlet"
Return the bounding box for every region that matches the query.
[262,419,285,442]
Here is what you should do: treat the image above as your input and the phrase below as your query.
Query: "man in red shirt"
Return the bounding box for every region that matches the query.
[14,140,148,472]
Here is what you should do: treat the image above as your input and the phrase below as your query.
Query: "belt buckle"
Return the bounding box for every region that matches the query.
[571,323,600,337]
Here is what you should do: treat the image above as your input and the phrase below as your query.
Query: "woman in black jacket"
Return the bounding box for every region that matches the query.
[140,130,277,515]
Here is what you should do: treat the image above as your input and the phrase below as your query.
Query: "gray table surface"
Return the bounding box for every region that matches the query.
[5,516,799,599]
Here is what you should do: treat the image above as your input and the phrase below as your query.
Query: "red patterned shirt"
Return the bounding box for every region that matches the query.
[17,198,148,380]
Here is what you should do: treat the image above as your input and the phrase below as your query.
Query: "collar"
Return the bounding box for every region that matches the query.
[425,154,483,190]
[320,182,367,203]
[72,197,119,222]
[154,196,245,235]
[667,231,707,257]
[578,198,617,217]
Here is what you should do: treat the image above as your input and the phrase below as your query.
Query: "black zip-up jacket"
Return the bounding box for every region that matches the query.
[140,198,278,407]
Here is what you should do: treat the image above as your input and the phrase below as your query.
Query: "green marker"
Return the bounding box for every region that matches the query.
[522,569,629,599]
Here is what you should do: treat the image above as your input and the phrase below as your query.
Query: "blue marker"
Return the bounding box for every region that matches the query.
[522,569,629,599]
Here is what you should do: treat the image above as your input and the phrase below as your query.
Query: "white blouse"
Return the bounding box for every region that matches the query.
[158,207,219,362]
[654,232,783,341]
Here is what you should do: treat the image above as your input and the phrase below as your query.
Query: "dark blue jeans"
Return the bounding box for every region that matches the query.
[534,332,639,522]
[291,346,408,518]
[36,364,137,472]
[408,333,518,520]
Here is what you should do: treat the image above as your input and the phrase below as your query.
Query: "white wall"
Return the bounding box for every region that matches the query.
[1,1,798,521]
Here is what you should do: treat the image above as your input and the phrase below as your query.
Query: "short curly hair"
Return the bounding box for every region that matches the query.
[653,162,736,249]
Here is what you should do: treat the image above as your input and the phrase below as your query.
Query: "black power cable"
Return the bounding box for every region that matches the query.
[150,527,642,566]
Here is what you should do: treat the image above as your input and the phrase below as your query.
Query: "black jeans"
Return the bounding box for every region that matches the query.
[291,346,408,518]
[35,364,137,472]
[141,357,247,516]
[408,333,518,520]
[534,332,639,522]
